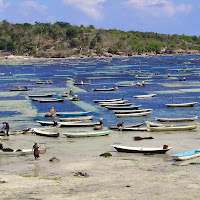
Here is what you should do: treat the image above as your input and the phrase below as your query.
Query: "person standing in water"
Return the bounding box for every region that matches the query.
[32,142,39,160]
[50,107,56,117]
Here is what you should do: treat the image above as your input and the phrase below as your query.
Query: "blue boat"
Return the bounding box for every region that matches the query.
[105,105,141,110]
[56,111,90,117]
[171,149,200,161]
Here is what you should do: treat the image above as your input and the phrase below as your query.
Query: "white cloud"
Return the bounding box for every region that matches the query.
[62,0,106,20]
[20,1,47,14]
[123,0,192,17]
[0,0,10,9]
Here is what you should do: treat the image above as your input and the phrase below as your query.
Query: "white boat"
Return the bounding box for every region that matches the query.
[58,115,94,121]
[156,116,198,122]
[99,100,128,104]
[112,109,152,114]
[33,128,59,137]
[111,145,171,154]
[100,103,133,107]
[93,98,123,103]
[0,149,33,155]
[171,149,200,161]
[115,111,151,118]
[57,121,100,127]
[134,94,156,98]
[166,102,198,107]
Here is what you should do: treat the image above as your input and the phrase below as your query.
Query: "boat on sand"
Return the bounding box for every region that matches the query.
[171,149,200,161]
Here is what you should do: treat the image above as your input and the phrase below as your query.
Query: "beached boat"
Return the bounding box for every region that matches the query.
[58,115,94,122]
[115,111,151,118]
[111,145,171,154]
[135,74,152,79]
[100,103,133,107]
[0,149,33,155]
[108,121,145,130]
[37,121,60,126]
[120,127,148,131]
[146,121,197,132]
[171,149,200,161]
[36,80,53,84]
[33,128,59,137]
[106,105,141,110]
[99,100,128,105]
[113,109,152,114]
[93,98,123,103]
[133,94,156,98]
[56,111,90,117]
[57,121,100,127]
[93,88,115,91]
[74,82,91,85]
[156,116,198,122]
[29,94,54,97]
[63,130,112,138]
[32,98,59,101]
[165,102,198,107]
[38,99,64,102]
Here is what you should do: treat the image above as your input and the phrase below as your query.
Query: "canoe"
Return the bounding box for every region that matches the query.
[58,115,94,121]
[156,116,198,122]
[9,89,28,91]
[120,127,148,131]
[166,102,198,107]
[134,94,156,98]
[37,121,61,126]
[63,130,112,138]
[99,100,128,104]
[56,112,90,117]
[111,145,171,154]
[32,98,59,101]
[0,149,33,155]
[33,128,59,137]
[38,99,64,102]
[146,121,197,132]
[100,103,133,107]
[36,80,53,84]
[93,98,123,103]
[113,109,152,114]
[29,94,54,97]
[117,84,135,87]
[171,149,200,161]
[106,105,141,110]
[135,74,152,78]
[93,88,115,91]
[108,121,145,130]
[115,111,151,118]
[74,82,91,85]
[57,121,100,127]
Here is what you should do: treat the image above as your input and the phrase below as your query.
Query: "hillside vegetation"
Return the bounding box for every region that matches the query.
[0,20,200,58]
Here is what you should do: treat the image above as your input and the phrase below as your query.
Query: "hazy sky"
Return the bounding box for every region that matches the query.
[0,0,199,36]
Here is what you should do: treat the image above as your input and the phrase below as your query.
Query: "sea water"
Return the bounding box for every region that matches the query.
[0,55,200,176]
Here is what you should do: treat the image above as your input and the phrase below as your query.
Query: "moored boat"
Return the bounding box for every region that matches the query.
[57,121,100,127]
[156,116,198,122]
[0,149,33,155]
[115,111,151,118]
[56,111,90,117]
[100,103,133,107]
[29,94,54,97]
[113,109,152,114]
[93,98,123,103]
[58,115,94,121]
[111,145,171,154]
[108,121,145,130]
[165,102,198,107]
[134,94,156,98]
[106,105,141,110]
[33,128,59,137]
[93,88,115,91]
[171,149,200,161]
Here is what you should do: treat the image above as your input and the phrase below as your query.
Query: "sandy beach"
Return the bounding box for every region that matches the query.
[1,154,200,200]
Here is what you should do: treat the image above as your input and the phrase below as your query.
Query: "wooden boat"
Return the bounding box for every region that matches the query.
[100,103,133,107]
[106,105,141,110]
[108,121,145,130]
[38,99,64,102]
[134,94,156,98]
[29,94,54,97]
[9,88,28,91]
[116,84,135,87]
[120,127,148,131]
[171,149,200,161]
[63,130,112,138]
[146,121,197,132]
[134,136,154,141]
[58,115,94,121]
[135,74,152,78]
[33,128,59,137]
[37,121,60,126]
[36,80,53,84]
[32,98,58,101]
[57,121,100,127]
[0,149,33,155]
[111,145,171,154]
[93,98,123,103]
[156,116,198,122]
[115,111,151,118]
[99,100,128,105]
[113,109,152,114]
[166,102,198,107]
[93,88,115,91]
[56,111,90,117]
[74,82,91,85]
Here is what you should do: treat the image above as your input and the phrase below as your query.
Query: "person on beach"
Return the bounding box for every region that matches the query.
[117,121,124,128]
[5,122,9,136]
[50,107,56,117]
[69,88,74,97]
[32,142,39,160]
[94,117,103,130]
[0,137,3,149]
